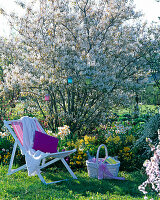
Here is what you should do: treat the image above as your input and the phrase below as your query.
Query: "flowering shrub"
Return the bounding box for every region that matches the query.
[69,150,87,169]
[0,131,9,138]
[0,103,13,131]
[58,125,71,139]
[83,135,98,153]
[105,135,122,154]
[138,130,160,199]
[1,0,154,134]
[59,125,137,170]
[0,126,24,165]
[118,146,135,171]
[109,120,143,137]
[54,118,146,170]
[108,122,132,135]
[0,135,11,165]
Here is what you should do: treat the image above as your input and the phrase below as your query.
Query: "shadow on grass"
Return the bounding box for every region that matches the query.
[1,165,149,199]
[37,168,146,199]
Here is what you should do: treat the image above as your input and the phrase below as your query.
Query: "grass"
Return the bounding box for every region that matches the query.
[0,165,159,200]
[113,104,159,116]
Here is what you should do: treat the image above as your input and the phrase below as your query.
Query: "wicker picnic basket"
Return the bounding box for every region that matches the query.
[86,144,120,179]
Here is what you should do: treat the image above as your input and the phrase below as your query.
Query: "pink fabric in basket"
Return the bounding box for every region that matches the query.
[98,163,113,180]
[98,162,125,180]
[89,158,125,180]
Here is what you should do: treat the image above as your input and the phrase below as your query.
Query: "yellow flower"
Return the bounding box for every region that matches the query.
[106,135,121,145]
[84,135,96,144]
[123,147,130,152]
[90,136,96,143]
[76,161,81,165]
[77,156,82,160]
[71,142,74,146]
[125,135,136,143]
[78,151,83,155]
[106,136,112,143]
[113,136,121,144]
[84,135,89,144]
[67,141,71,146]
[79,139,84,145]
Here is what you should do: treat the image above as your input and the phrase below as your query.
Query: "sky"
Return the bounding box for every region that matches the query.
[134,0,160,22]
[0,0,159,37]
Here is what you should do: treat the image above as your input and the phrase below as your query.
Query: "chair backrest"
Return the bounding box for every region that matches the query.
[33,118,44,133]
[11,121,23,145]
[4,117,46,148]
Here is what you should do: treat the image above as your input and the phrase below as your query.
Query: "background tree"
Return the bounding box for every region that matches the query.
[0,38,21,130]
[140,26,160,104]
[0,0,152,134]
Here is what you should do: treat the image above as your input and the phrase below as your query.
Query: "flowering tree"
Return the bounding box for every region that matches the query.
[0,0,152,133]
[141,26,160,92]
[0,38,21,130]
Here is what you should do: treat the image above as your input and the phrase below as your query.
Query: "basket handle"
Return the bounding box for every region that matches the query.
[96,144,108,165]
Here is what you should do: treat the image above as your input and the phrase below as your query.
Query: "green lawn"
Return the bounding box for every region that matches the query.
[0,165,159,200]
[113,104,159,116]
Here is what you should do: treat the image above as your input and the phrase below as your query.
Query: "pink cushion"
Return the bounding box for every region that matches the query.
[33,131,59,153]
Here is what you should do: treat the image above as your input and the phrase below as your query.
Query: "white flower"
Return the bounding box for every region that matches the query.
[58,125,71,139]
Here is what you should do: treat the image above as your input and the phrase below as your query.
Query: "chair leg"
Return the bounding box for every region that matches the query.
[8,164,27,175]
[8,142,26,175]
[37,171,68,185]
[61,158,77,179]
[40,158,61,170]
[41,158,46,166]
[8,142,17,174]
[38,158,77,184]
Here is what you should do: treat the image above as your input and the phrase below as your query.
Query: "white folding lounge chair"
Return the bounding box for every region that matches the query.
[3,117,77,184]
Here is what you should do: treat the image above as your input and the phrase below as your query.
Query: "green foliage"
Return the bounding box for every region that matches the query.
[57,118,145,171]
[0,135,13,165]
[0,133,25,166]
[133,113,160,155]
[132,114,160,170]
[0,110,158,173]
[141,84,160,105]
